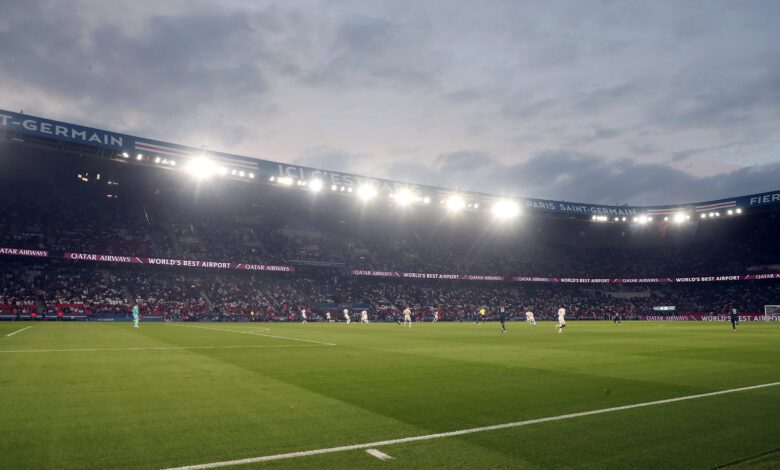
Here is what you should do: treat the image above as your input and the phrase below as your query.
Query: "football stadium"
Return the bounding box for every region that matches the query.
[1,108,779,470]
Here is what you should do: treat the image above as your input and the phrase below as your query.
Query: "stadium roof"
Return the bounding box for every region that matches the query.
[2,107,779,218]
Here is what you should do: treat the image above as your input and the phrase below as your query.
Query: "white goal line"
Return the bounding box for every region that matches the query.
[162,380,780,470]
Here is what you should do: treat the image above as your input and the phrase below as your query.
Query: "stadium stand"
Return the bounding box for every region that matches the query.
[1,144,779,321]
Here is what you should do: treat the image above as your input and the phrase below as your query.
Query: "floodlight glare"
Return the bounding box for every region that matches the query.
[217,167,228,176]
[422,197,431,204]
[278,177,294,186]
[309,179,324,192]
[491,200,520,219]
[136,154,143,160]
[735,208,742,214]
[121,152,129,158]
[393,189,415,206]
[186,157,215,179]
[673,213,686,223]
[637,215,649,224]
[357,185,378,201]
[445,195,466,212]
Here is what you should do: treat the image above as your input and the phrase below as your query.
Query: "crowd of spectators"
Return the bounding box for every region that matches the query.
[3,262,778,321]
[0,264,40,314]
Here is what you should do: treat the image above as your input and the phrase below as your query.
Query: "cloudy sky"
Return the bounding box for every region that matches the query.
[1,0,779,204]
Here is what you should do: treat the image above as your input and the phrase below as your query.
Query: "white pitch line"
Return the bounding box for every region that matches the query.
[0,344,328,353]
[162,380,780,470]
[5,326,32,337]
[365,449,393,461]
[172,323,337,346]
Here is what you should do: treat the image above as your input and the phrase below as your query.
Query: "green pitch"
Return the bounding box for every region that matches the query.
[1,321,779,469]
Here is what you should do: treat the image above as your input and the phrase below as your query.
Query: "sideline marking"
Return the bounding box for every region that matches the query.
[162,380,780,470]
[172,323,337,346]
[365,449,393,461]
[6,326,32,337]
[0,344,328,353]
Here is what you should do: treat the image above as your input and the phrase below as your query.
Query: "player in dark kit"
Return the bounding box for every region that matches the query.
[499,307,507,335]
[730,308,739,331]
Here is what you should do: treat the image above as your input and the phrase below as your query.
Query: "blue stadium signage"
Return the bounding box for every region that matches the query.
[0,110,124,148]
[2,108,779,216]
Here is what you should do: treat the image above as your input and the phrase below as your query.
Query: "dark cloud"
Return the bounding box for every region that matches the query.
[381,150,780,205]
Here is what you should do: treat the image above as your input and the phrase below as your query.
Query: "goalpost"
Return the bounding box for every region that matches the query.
[764,305,780,315]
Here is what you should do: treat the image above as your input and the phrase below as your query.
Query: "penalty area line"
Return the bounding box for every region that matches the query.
[162,380,780,470]
[5,326,32,337]
[170,323,337,346]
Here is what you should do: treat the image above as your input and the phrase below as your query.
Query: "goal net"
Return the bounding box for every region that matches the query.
[764,305,780,315]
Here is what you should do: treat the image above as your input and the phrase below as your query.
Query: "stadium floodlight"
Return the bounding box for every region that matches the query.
[121,152,129,159]
[186,157,215,179]
[331,184,338,191]
[357,185,378,201]
[621,217,627,222]
[445,195,466,212]
[614,217,619,222]
[673,213,686,223]
[269,176,276,182]
[308,179,324,192]
[736,208,742,214]
[136,154,143,160]
[491,200,520,219]
[170,160,176,166]
[393,189,416,206]
[239,171,246,177]
[278,177,294,186]
[154,157,161,163]
[701,213,707,219]
[248,173,255,179]
[637,215,649,224]
[422,197,431,204]
[727,209,733,215]
[218,167,228,176]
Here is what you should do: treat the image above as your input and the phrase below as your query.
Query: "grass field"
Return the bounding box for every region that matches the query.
[1,320,779,470]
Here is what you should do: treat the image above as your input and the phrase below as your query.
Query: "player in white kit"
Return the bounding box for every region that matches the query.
[557,307,566,333]
[325,311,331,322]
[301,308,307,324]
[432,311,439,323]
[343,308,351,324]
[525,310,536,326]
[403,307,412,327]
[360,310,369,323]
